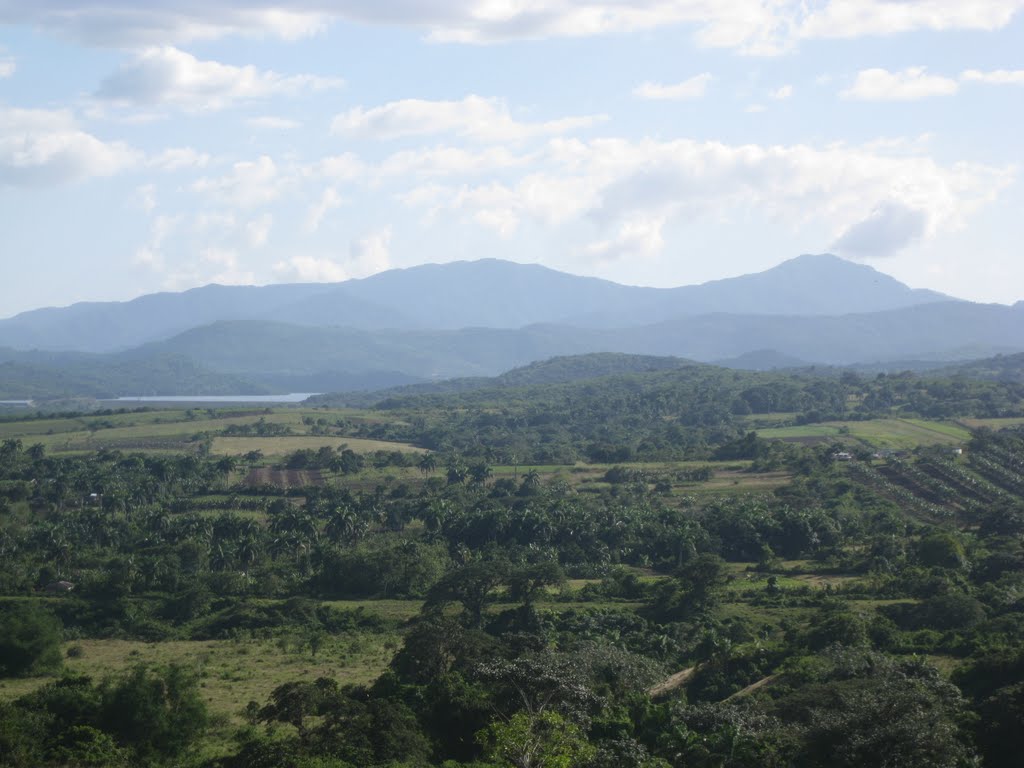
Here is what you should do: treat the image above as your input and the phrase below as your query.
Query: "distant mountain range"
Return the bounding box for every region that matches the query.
[0,254,951,353]
[0,254,1020,399]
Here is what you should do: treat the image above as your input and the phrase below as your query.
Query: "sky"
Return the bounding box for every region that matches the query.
[0,1,1022,318]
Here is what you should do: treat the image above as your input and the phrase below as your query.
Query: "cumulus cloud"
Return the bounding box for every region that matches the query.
[832,201,928,257]
[247,115,301,130]
[770,84,793,100]
[799,0,1024,41]
[245,213,272,247]
[0,3,329,47]
[584,215,667,261]
[304,188,344,233]
[378,146,531,178]
[192,155,281,208]
[349,228,392,275]
[961,69,1024,85]
[331,95,605,143]
[633,73,712,100]
[0,106,139,186]
[842,67,959,100]
[149,146,210,171]
[2,2,1021,54]
[136,183,157,213]
[400,136,1012,263]
[95,46,342,111]
[273,229,392,284]
[273,255,348,283]
[133,214,180,270]
[160,246,256,290]
[0,51,13,78]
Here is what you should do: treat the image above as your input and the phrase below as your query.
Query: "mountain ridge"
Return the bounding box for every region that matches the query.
[0,254,959,353]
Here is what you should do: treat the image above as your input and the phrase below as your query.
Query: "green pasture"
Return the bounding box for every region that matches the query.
[0,631,398,726]
[957,416,1024,430]
[212,435,426,457]
[0,407,421,456]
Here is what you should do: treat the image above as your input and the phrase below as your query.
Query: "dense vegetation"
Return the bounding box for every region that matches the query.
[2,359,1024,767]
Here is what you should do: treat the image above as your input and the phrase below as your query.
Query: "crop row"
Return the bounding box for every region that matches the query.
[968,453,1024,497]
[845,461,951,520]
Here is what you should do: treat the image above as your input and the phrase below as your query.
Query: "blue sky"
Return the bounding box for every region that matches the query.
[1,1,1022,317]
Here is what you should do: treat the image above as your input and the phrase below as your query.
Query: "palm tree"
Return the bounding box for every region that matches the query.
[418,453,438,477]
[469,462,493,487]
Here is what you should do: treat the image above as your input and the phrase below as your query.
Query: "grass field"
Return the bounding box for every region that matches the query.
[0,631,398,722]
[213,435,426,457]
[0,407,423,456]
[757,418,971,449]
[957,417,1024,430]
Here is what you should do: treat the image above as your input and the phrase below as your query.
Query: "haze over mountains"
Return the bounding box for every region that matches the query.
[1,254,1022,399]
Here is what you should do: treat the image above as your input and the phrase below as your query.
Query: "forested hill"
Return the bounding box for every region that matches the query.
[937,352,1024,382]
[0,352,266,400]
[316,353,698,404]
[313,355,1024,463]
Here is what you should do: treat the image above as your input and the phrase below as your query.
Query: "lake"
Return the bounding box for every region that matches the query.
[104,393,320,404]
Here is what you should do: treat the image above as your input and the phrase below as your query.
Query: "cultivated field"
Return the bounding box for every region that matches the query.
[757,417,971,449]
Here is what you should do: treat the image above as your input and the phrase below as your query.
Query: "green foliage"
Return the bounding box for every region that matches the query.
[478,710,595,768]
[0,602,63,678]
[97,664,208,761]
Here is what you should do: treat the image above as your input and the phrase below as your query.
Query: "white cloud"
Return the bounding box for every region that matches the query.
[331,95,605,143]
[193,155,281,208]
[842,67,959,101]
[161,250,256,290]
[634,73,712,100]
[832,201,927,257]
[401,136,1012,264]
[312,153,364,181]
[770,84,793,100]
[245,213,272,247]
[799,0,1024,41]
[247,115,301,130]
[133,214,180,270]
[136,183,157,213]
[584,215,667,261]
[0,52,14,79]
[198,247,255,285]
[961,69,1024,85]
[273,255,347,283]
[149,146,210,171]
[4,2,1021,54]
[349,227,392,275]
[304,188,344,233]
[0,106,139,186]
[378,146,531,178]
[0,3,329,47]
[95,46,342,111]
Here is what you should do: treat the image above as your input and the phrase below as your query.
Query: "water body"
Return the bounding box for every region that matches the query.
[104,393,320,404]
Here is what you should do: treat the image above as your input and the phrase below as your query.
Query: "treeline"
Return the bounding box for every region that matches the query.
[324,363,1024,463]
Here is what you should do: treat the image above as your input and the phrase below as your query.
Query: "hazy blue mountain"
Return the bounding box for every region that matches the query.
[0,282,397,353]
[127,320,597,380]
[0,254,954,352]
[712,350,810,371]
[279,254,953,329]
[609,301,1024,364]
[128,300,1024,385]
[0,351,265,399]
